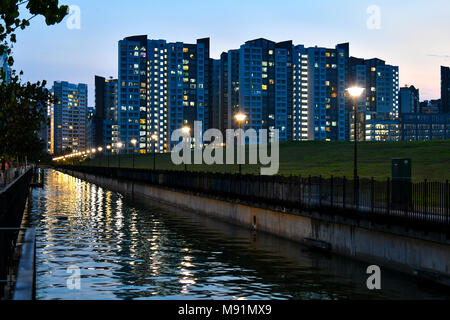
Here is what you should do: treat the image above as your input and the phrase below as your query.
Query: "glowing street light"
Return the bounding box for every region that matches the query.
[347,87,365,98]
[234,112,247,123]
[182,126,191,135]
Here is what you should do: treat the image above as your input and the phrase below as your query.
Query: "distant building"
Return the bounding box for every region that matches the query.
[37,104,49,153]
[441,66,450,113]
[86,106,95,149]
[95,76,118,150]
[50,81,88,154]
[0,52,11,83]
[219,50,240,134]
[365,117,401,142]
[399,85,420,114]
[363,113,450,142]
[420,99,441,114]
[401,113,450,141]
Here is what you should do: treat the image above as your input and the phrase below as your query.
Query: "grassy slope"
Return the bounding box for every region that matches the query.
[79,141,450,181]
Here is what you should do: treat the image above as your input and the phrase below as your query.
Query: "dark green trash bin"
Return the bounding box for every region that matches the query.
[392,159,412,209]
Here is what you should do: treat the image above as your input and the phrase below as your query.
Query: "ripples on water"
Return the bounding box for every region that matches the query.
[28,170,446,300]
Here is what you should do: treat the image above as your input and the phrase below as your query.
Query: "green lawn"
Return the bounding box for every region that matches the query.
[74,141,450,181]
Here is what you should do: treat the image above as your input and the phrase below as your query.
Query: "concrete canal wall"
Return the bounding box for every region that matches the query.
[62,169,450,287]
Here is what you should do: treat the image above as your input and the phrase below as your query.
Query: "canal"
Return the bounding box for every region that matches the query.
[26,170,447,300]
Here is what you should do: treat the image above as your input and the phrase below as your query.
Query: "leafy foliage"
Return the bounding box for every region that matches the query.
[0,0,68,161]
[1,0,68,64]
[0,69,53,160]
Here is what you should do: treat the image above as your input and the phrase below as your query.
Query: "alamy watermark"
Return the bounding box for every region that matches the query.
[67,265,81,290]
[366,265,381,290]
[66,5,81,30]
[367,5,381,30]
[170,121,280,176]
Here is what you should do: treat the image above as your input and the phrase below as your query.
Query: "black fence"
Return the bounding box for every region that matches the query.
[0,168,33,300]
[60,166,450,232]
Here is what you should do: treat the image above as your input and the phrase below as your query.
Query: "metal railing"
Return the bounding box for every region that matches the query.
[0,168,34,300]
[0,168,33,227]
[0,228,21,299]
[60,166,450,232]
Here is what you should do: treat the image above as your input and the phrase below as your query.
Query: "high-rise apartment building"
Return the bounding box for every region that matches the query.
[118,35,211,153]
[219,50,240,134]
[348,57,399,141]
[293,43,349,141]
[219,39,293,142]
[116,36,404,146]
[50,81,88,154]
[219,40,349,142]
[0,52,11,83]
[348,58,399,120]
[95,76,118,149]
[441,66,450,113]
[399,85,420,114]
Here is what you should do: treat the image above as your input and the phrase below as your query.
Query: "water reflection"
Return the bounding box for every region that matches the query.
[29,170,447,300]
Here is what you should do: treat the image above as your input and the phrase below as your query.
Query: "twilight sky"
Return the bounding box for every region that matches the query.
[11,0,450,105]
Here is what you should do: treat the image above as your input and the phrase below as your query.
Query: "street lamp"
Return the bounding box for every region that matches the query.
[151,134,158,171]
[131,138,138,169]
[234,112,247,175]
[98,147,103,167]
[106,145,111,168]
[347,86,365,207]
[182,126,191,172]
[117,142,123,168]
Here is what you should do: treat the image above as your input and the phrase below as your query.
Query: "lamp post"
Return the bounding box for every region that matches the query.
[91,148,97,163]
[347,87,365,207]
[106,145,111,168]
[234,112,247,175]
[98,147,103,166]
[182,126,191,172]
[151,134,158,171]
[131,138,138,169]
[117,142,123,168]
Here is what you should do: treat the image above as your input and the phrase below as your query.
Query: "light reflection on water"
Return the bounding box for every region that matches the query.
[28,170,447,300]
